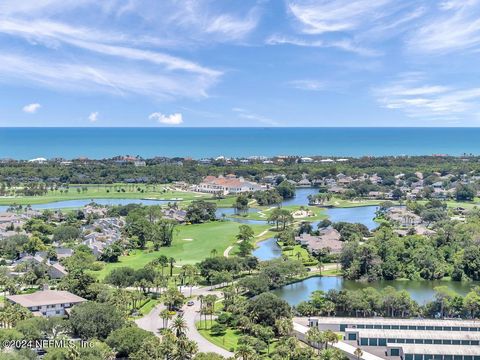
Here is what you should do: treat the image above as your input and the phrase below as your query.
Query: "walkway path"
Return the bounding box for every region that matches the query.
[135,286,233,358]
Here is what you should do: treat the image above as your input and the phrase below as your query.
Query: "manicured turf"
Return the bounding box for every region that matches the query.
[91,221,271,279]
[196,320,241,351]
[0,184,211,205]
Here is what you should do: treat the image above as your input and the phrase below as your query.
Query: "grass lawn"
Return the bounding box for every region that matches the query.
[0,183,211,205]
[137,298,159,316]
[90,221,271,279]
[278,243,313,263]
[197,320,241,352]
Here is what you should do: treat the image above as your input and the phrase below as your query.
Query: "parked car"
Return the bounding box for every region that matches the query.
[187,301,195,306]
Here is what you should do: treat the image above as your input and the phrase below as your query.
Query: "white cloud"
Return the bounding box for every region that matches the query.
[266,35,380,56]
[149,112,183,125]
[408,0,480,53]
[22,103,41,113]
[205,10,259,41]
[88,111,99,122]
[0,53,217,100]
[374,74,480,120]
[287,0,394,35]
[232,108,280,126]
[289,79,326,91]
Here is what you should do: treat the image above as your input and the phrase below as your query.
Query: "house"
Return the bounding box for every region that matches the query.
[6,290,86,317]
[11,249,71,279]
[386,208,422,227]
[82,217,124,256]
[195,174,265,195]
[296,228,343,255]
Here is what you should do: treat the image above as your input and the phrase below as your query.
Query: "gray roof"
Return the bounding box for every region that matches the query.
[347,328,480,341]
[388,344,480,356]
[308,316,480,328]
[7,290,86,307]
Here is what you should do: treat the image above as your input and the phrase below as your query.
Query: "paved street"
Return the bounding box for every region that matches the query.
[135,286,233,358]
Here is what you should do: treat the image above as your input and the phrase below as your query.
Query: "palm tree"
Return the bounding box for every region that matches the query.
[275,317,293,338]
[174,337,198,360]
[160,308,173,329]
[171,315,188,338]
[169,257,176,277]
[234,344,256,360]
[306,327,324,354]
[324,329,338,349]
[197,294,205,328]
[204,294,218,326]
[354,347,363,360]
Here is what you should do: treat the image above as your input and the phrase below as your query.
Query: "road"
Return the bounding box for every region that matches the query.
[135,286,233,358]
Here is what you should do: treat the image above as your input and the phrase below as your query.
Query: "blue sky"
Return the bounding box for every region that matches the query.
[1,0,480,127]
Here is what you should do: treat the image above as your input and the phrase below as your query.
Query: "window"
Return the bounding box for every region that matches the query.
[348,333,357,341]
[405,354,414,360]
[360,338,368,346]
[414,355,422,360]
[369,338,378,346]
[406,339,414,344]
[391,349,400,356]
[424,340,432,344]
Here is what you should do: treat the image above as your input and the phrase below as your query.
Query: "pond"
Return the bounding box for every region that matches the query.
[271,276,479,306]
[253,238,282,261]
[323,206,379,230]
[280,187,320,206]
[0,198,171,212]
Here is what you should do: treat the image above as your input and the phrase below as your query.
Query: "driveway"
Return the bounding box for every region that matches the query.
[135,286,233,358]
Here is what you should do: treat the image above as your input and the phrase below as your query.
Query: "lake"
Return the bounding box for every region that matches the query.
[271,276,479,306]
[324,206,379,230]
[253,238,282,261]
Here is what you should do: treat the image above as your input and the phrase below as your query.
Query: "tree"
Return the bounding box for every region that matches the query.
[267,208,293,230]
[100,243,123,263]
[105,267,135,288]
[234,195,249,213]
[163,287,185,311]
[106,326,154,358]
[354,347,363,360]
[53,225,81,243]
[276,180,295,199]
[455,184,476,201]
[275,317,293,337]
[160,309,173,329]
[58,270,98,299]
[210,323,226,336]
[69,302,125,340]
[171,315,188,338]
[234,344,256,360]
[185,201,217,223]
[246,293,291,327]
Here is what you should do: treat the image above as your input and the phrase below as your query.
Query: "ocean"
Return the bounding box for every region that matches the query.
[0,127,479,160]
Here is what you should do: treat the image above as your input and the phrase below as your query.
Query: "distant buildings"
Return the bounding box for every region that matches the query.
[82,217,124,257]
[195,174,265,195]
[7,290,86,317]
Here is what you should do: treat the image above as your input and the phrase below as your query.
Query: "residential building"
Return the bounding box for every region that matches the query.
[7,290,86,317]
[195,174,265,195]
